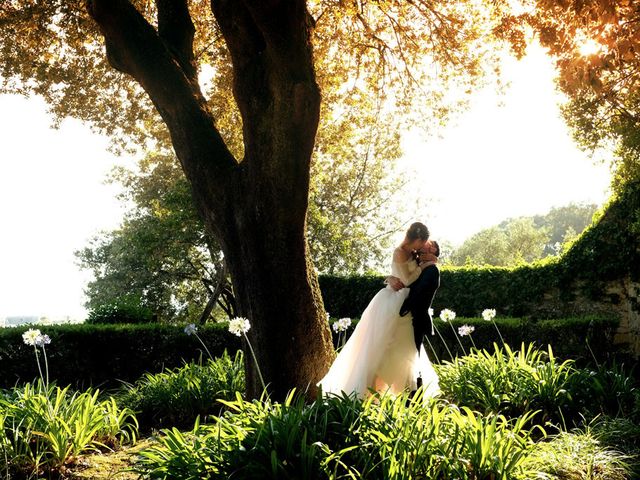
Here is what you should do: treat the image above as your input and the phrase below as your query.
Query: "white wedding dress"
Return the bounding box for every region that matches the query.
[318,256,439,401]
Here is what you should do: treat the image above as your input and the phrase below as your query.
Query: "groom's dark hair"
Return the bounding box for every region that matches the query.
[431,240,440,257]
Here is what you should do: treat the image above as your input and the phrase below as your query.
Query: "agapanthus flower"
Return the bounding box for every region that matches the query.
[332,317,352,333]
[22,329,42,346]
[439,309,456,322]
[482,309,497,322]
[428,308,434,318]
[35,334,51,347]
[184,323,198,336]
[458,325,475,337]
[229,317,251,337]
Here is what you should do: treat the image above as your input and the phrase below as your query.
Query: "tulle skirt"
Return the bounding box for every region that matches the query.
[318,286,439,402]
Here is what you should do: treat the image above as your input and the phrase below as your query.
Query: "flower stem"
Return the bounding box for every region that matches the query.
[33,346,45,389]
[194,332,214,362]
[468,334,477,351]
[492,319,506,349]
[423,335,440,364]
[449,322,467,356]
[433,323,455,361]
[42,345,49,387]
[243,332,266,393]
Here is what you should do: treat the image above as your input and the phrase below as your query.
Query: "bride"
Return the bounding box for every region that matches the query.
[318,222,440,401]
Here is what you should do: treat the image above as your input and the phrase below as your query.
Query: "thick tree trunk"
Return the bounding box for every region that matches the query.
[87,0,336,399]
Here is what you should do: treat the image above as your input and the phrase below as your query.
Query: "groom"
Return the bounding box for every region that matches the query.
[387,240,440,385]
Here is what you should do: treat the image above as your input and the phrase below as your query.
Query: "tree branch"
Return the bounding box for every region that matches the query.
[86,0,238,205]
[156,0,197,82]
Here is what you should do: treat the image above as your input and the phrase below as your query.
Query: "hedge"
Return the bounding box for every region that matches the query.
[330,315,622,364]
[0,323,240,390]
[320,180,640,320]
[0,316,623,390]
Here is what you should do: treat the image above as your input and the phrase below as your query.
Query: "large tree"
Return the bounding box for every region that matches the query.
[0,0,505,398]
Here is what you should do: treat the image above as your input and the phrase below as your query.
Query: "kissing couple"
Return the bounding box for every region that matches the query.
[318,222,440,402]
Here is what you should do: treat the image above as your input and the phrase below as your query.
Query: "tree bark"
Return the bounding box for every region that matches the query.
[86,0,335,399]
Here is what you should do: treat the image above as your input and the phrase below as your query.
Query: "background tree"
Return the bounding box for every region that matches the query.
[449,202,597,266]
[0,0,508,398]
[76,153,235,324]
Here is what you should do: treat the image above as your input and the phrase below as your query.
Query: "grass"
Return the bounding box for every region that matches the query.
[68,438,157,480]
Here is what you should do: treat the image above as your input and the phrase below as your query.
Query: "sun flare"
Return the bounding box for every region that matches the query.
[578,38,602,56]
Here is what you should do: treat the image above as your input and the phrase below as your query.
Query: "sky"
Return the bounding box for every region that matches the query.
[0,43,611,320]
[398,43,611,245]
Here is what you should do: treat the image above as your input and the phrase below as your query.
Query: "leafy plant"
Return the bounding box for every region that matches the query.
[0,380,138,477]
[437,343,577,425]
[523,424,633,480]
[136,390,540,479]
[117,350,245,431]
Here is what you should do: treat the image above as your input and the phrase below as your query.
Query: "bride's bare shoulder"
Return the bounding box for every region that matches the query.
[393,247,410,263]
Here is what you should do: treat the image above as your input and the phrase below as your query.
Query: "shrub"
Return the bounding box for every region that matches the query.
[117,350,245,431]
[86,297,155,324]
[320,181,640,331]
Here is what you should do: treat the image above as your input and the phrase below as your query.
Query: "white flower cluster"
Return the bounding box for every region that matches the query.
[332,317,352,333]
[439,309,456,322]
[228,317,251,337]
[458,325,475,337]
[22,329,51,347]
[184,323,198,336]
[482,309,497,321]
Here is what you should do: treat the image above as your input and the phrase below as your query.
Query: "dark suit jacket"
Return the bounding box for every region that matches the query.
[400,264,440,352]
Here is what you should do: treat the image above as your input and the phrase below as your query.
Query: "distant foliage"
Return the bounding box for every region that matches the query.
[449,202,598,266]
[86,296,155,325]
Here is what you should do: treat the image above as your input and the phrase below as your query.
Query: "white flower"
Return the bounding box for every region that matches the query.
[35,334,51,347]
[229,317,251,337]
[333,317,352,332]
[458,325,475,337]
[22,329,42,346]
[482,309,496,322]
[326,312,331,321]
[428,308,434,318]
[439,309,456,322]
[184,323,198,336]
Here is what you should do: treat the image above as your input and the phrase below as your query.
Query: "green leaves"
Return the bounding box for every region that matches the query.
[136,390,540,479]
[117,350,245,432]
[0,380,138,477]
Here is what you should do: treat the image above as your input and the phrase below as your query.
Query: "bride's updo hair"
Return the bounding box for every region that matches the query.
[406,222,429,242]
